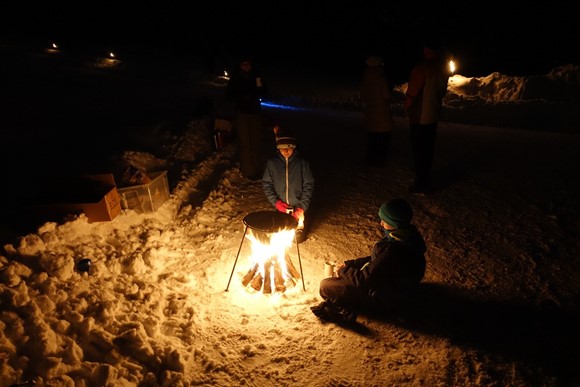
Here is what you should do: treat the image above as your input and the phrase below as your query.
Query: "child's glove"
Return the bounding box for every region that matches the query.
[292,207,305,228]
[275,200,290,213]
[292,207,304,220]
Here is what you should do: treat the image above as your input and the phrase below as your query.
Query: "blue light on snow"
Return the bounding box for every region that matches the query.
[261,100,314,112]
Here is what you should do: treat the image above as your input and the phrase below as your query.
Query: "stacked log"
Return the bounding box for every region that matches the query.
[242,253,301,294]
[242,263,259,287]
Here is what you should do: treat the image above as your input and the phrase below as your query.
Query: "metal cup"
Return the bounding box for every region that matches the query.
[324,261,336,278]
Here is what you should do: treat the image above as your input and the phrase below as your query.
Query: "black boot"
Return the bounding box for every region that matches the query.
[310,301,357,324]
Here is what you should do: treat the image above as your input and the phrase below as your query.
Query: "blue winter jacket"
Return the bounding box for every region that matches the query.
[262,150,315,211]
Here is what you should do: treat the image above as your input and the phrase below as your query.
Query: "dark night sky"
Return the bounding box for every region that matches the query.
[2,1,579,81]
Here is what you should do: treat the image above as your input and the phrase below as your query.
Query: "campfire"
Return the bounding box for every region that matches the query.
[226,211,305,293]
[241,228,301,293]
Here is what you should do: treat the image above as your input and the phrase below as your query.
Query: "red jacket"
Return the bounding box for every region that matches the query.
[404,48,449,125]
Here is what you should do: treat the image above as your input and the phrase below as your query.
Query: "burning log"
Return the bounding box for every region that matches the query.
[242,263,259,287]
[251,273,263,292]
[274,267,286,293]
[263,261,273,294]
[285,253,301,280]
[244,255,301,294]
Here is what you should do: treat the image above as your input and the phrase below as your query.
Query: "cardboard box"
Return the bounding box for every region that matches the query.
[33,174,122,223]
[117,171,169,213]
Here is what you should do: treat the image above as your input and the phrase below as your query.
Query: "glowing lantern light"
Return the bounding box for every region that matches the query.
[46,42,61,54]
[96,51,121,69]
[218,69,230,82]
[449,60,456,75]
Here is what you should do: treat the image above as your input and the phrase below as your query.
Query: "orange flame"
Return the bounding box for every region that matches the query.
[245,228,296,291]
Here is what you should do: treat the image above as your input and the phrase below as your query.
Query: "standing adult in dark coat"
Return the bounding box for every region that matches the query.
[360,55,396,166]
[311,198,426,323]
[226,58,268,180]
[404,44,449,193]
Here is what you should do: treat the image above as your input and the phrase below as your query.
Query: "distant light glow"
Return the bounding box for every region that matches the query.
[109,52,115,58]
[261,101,315,112]
[449,60,456,74]
[45,42,60,54]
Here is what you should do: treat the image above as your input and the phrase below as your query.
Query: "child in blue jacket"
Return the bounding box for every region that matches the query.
[262,126,315,241]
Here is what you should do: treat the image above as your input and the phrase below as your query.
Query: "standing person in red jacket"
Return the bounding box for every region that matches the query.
[404,42,449,194]
[226,57,268,180]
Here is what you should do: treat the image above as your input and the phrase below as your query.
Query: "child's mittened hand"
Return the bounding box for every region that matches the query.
[275,200,289,212]
[292,207,304,220]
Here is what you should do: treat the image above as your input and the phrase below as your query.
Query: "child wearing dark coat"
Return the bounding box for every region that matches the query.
[311,198,426,323]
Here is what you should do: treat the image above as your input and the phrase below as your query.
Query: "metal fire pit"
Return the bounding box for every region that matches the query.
[243,210,298,233]
[225,210,305,291]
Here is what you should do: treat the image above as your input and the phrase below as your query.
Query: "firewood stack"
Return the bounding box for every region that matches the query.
[242,254,301,294]
[241,229,301,293]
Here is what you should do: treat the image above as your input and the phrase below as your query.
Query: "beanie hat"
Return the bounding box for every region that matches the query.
[378,199,413,228]
[366,55,383,67]
[274,126,297,149]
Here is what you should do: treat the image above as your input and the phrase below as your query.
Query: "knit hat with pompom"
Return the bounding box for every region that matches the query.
[274,125,297,149]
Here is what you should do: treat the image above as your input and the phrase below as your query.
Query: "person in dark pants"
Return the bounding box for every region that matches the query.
[310,198,426,324]
[404,43,449,193]
[360,55,396,166]
[226,58,268,180]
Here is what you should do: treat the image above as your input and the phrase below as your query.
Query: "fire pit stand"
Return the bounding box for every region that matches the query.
[225,210,305,292]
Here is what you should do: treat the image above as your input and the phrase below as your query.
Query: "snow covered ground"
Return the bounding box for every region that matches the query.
[1,44,580,386]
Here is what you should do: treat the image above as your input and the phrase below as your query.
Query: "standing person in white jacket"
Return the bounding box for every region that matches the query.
[404,42,449,194]
[360,55,396,166]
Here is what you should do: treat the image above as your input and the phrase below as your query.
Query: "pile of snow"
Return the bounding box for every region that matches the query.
[1,46,579,385]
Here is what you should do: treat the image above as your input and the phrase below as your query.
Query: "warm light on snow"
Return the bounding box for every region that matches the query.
[1,47,579,385]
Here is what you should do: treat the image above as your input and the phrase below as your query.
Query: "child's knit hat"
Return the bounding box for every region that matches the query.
[378,199,413,228]
[274,126,297,149]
